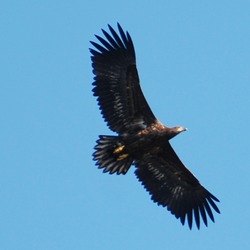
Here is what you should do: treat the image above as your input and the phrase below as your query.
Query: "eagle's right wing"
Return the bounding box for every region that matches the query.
[90,23,157,134]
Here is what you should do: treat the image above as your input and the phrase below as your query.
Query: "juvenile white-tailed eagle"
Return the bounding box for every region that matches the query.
[90,23,220,229]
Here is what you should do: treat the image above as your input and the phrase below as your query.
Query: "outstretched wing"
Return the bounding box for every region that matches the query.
[134,143,220,229]
[90,23,156,134]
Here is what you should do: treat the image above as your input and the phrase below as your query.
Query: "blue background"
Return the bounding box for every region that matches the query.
[1,1,250,249]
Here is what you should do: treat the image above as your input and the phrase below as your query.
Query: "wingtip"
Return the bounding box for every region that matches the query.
[117,22,122,30]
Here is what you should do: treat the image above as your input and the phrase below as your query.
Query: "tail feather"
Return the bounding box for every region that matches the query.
[93,135,133,175]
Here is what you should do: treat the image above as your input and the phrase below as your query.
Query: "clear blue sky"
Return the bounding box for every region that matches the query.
[1,0,250,249]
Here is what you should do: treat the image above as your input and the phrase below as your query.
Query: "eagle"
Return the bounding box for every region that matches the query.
[90,23,220,229]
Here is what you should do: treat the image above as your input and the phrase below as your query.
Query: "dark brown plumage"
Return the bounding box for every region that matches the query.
[90,23,220,229]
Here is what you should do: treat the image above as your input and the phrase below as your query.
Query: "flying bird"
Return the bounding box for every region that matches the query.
[90,23,220,229]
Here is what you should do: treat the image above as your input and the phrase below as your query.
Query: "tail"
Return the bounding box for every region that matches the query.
[93,135,133,175]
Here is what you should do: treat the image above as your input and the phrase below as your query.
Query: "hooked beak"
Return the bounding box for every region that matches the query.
[177,126,188,133]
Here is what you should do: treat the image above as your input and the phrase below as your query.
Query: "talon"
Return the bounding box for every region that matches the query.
[113,145,125,154]
[117,154,129,160]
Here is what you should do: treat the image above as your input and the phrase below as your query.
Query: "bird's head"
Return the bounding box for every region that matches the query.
[175,126,188,134]
[167,126,187,140]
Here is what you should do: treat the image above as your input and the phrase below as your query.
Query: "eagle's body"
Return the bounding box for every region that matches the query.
[90,23,220,229]
[111,122,180,159]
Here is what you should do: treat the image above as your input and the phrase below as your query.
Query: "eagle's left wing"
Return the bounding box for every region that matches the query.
[134,142,220,229]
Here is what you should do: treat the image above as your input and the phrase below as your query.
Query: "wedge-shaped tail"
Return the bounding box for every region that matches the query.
[93,135,133,175]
